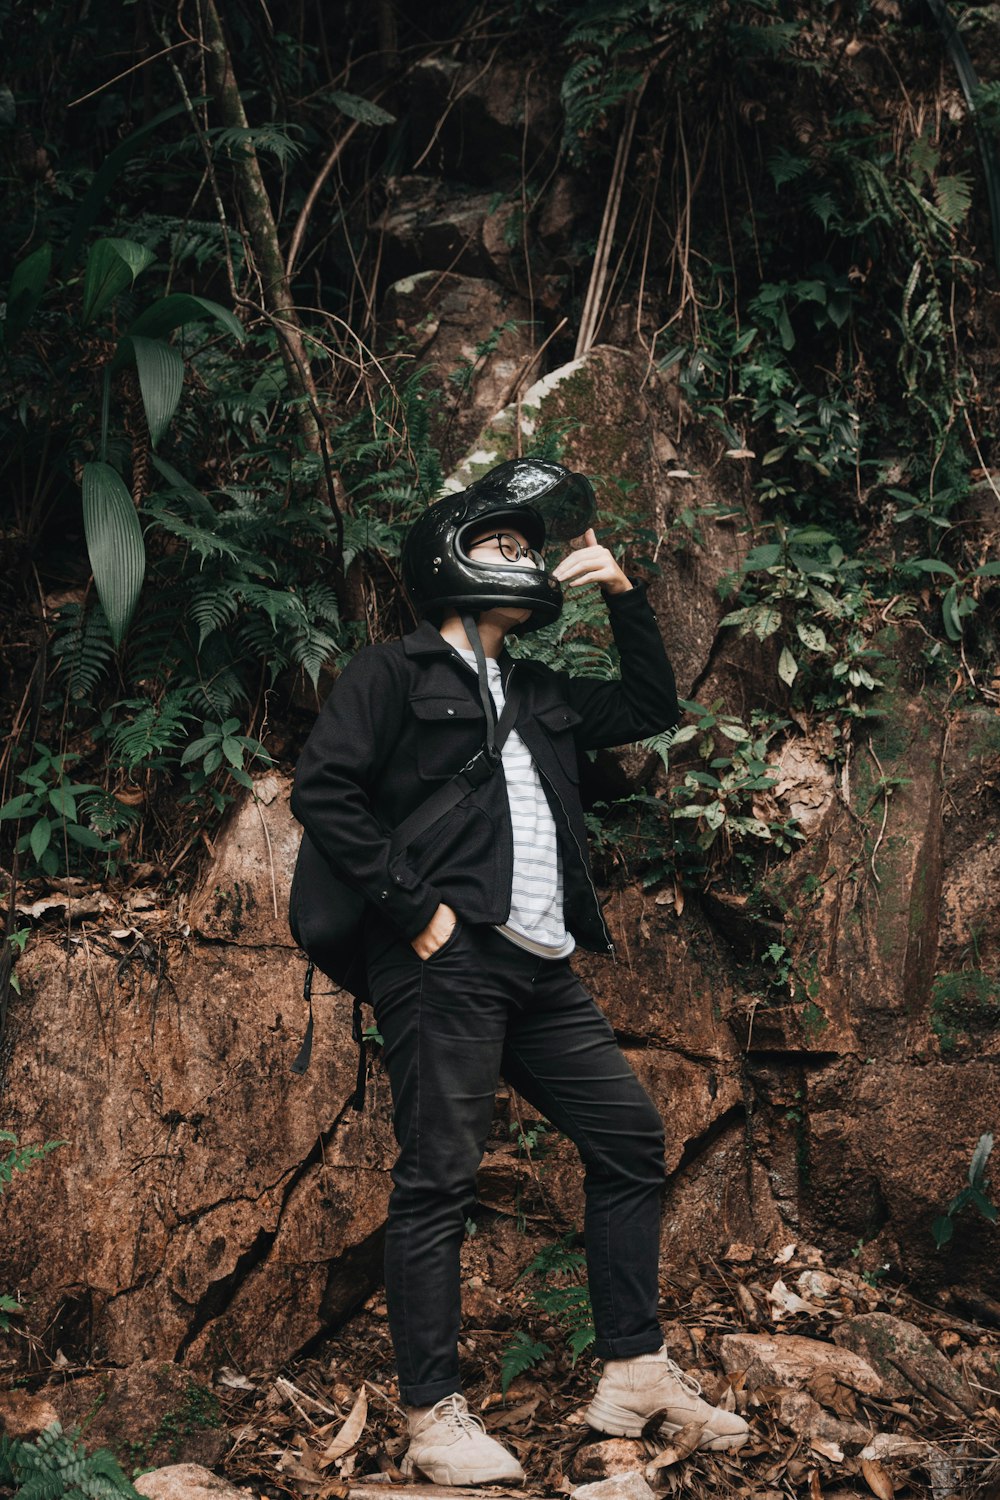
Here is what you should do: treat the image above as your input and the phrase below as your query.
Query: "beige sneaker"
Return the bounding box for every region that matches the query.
[401,1393,526,1485]
[585,1346,749,1452]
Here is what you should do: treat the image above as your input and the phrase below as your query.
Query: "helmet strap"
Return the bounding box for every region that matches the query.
[461,612,497,757]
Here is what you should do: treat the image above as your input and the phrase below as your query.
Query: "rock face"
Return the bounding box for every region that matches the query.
[379,272,537,467]
[2,896,397,1370]
[5,341,1000,1377]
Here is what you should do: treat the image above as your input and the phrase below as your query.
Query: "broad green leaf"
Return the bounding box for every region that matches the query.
[65,824,111,849]
[942,583,964,641]
[972,1188,998,1221]
[30,817,52,863]
[778,646,798,685]
[81,462,146,647]
[117,335,184,448]
[704,801,726,830]
[180,736,218,765]
[49,786,78,820]
[149,455,219,526]
[743,543,782,569]
[931,1214,953,1248]
[797,621,829,652]
[3,243,52,343]
[666,724,699,746]
[127,293,244,343]
[221,736,244,767]
[903,557,959,579]
[81,238,155,326]
[203,747,223,775]
[0,793,37,821]
[970,1132,994,1187]
[752,605,782,640]
[326,89,396,126]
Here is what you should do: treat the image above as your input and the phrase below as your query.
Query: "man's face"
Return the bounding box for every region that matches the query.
[464,525,541,627]
[465,526,543,570]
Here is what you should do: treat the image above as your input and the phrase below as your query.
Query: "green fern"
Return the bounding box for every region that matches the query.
[501,1234,595,1385]
[107,689,196,772]
[51,604,116,703]
[0,1133,65,1192]
[500,1331,552,1396]
[1,1422,139,1500]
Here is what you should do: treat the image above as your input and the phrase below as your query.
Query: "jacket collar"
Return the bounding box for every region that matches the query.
[401,620,515,677]
[401,621,459,657]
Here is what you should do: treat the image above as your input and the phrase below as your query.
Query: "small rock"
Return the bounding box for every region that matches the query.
[0,1391,60,1439]
[796,1269,844,1301]
[570,1440,648,1483]
[134,1463,255,1500]
[861,1433,941,1464]
[571,1473,656,1500]
[834,1313,978,1418]
[776,1390,872,1455]
[720,1332,882,1396]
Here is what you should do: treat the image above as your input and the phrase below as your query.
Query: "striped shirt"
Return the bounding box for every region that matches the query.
[455,649,575,960]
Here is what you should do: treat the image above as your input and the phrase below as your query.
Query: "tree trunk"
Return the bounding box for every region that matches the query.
[200,0,344,565]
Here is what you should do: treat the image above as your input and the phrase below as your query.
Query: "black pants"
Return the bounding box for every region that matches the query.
[366,921,667,1407]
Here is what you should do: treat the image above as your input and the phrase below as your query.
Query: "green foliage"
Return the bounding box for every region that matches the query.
[500,1331,552,1397]
[180,718,274,807]
[0,746,118,877]
[666,701,803,854]
[500,1236,595,1392]
[930,969,1000,1054]
[0,1421,139,1500]
[720,526,882,709]
[932,1133,998,1249]
[5,927,30,996]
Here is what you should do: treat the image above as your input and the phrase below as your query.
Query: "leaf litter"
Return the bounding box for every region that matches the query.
[201,1239,1000,1498]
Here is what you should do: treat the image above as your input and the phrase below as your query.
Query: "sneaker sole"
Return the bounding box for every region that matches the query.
[400,1452,526,1485]
[583,1396,749,1453]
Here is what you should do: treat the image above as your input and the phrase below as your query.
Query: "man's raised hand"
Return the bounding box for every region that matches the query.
[551,528,631,596]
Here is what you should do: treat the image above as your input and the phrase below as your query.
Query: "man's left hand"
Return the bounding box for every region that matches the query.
[551,528,632,596]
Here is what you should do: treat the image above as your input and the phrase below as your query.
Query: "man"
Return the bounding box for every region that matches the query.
[291,459,749,1485]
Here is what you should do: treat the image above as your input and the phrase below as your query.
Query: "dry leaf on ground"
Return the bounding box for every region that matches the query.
[319,1386,368,1466]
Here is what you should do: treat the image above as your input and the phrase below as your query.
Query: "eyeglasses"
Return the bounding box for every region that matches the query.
[467,532,545,569]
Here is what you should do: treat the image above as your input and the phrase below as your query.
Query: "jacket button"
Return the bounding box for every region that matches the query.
[380,890,388,900]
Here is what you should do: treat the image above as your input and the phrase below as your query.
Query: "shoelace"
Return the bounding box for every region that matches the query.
[427,1393,488,1435]
[662,1355,704,1398]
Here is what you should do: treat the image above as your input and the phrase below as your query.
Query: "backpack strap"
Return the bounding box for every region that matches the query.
[388,670,522,861]
[294,669,523,1094]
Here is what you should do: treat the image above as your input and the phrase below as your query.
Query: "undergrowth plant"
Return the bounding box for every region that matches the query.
[500,1237,595,1395]
[0,1422,139,1500]
[932,1132,998,1249]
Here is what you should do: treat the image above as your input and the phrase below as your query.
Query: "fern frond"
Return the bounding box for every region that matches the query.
[51,603,116,703]
[500,1332,550,1396]
[108,689,196,771]
[189,581,241,648]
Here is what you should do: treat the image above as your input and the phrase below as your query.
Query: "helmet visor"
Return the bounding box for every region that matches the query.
[527,469,596,542]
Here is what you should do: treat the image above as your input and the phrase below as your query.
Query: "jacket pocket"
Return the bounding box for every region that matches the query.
[535,702,583,782]
[411,695,486,781]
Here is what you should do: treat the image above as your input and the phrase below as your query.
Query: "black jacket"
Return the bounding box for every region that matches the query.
[290,583,679,954]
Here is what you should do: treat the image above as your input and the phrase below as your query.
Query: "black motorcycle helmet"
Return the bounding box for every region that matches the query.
[402,458,596,634]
